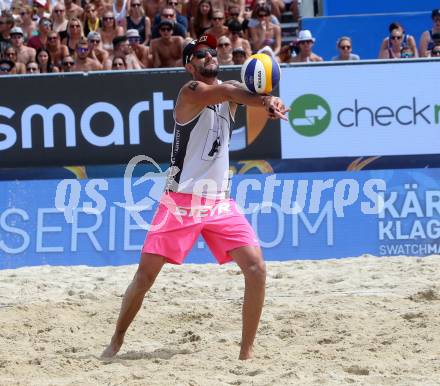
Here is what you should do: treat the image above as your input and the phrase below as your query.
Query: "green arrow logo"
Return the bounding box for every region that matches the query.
[288,94,331,136]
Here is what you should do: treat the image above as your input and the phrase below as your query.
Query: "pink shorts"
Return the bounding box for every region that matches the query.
[142,192,260,264]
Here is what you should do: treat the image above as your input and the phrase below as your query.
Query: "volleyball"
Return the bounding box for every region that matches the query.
[241,53,281,94]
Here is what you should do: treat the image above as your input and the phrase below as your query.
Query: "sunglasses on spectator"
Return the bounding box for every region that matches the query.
[390,35,402,40]
[63,60,75,66]
[103,17,114,21]
[401,52,414,58]
[48,36,58,40]
[168,1,178,5]
[229,13,239,16]
[42,21,52,27]
[0,66,11,72]
[160,27,172,32]
[27,66,38,71]
[132,3,141,6]
[162,13,174,18]
[299,40,313,44]
[218,43,230,47]
[77,47,88,53]
[89,39,100,43]
[258,13,268,17]
[128,37,140,42]
[339,45,351,50]
[54,9,65,13]
[432,49,440,56]
[193,48,217,59]
[70,24,81,28]
[213,16,224,20]
[11,34,23,39]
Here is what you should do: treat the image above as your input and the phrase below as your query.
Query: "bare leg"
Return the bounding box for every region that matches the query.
[101,253,166,358]
[229,246,266,360]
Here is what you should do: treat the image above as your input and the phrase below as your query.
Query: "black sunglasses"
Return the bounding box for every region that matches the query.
[0,66,11,72]
[193,48,217,59]
[390,35,403,40]
[432,49,440,55]
[160,27,172,31]
[63,61,75,66]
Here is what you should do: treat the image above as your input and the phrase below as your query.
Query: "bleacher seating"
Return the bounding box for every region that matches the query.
[301,12,432,60]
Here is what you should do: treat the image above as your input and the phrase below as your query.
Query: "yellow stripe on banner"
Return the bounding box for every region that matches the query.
[252,53,273,94]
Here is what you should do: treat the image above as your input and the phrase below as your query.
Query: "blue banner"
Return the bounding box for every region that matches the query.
[1,168,440,269]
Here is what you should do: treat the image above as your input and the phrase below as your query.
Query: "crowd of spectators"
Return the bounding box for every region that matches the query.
[0,1,440,75]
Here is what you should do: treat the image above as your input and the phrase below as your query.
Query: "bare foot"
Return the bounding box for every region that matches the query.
[239,347,253,360]
[101,335,124,358]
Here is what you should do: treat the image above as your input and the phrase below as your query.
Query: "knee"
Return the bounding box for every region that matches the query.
[242,260,266,283]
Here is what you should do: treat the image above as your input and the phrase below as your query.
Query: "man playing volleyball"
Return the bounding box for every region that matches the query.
[102,34,288,360]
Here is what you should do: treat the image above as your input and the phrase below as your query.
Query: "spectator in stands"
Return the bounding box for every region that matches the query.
[34,0,50,20]
[36,47,59,72]
[217,34,234,65]
[228,19,252,57]
[51,3,68,36]
[226,4,244,24]
[87,31,108,65]
[26,61,40,73]
[62,17,84,55]
[292,29,322,62]
[127,28,151,67]
[189,0,213,39]
[126,0,151,44]
[0,58,14,75]
[249,5,281,55]
[104,34,143,69]
[60,55,75,72]
[113,0,129,28]
[332,36,359,61]
[420,10,440,57]
[47,30,69,66]
[277,43,294,63]
[400,46,415,59]
[72,37,102,71]
[232,46,247,64]
[99,12,124,54]
[17,5,37,41]
[64,0,84,20]
[93,0,107,18]
[0,11,14,55]
[150,19,184,67]
[27,17,52,51]
[10,26,35,64]
[3,46,26,73]
[151,6,187,39]
[379,22,418,59]
[154,0,188,31]
[144,0,163,20]
[111,55,127,69]
[429,43,440,57]
[205,10,229,40]
[83,3,102,37]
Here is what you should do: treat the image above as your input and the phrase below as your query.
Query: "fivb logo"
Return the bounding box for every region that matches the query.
[288,94,331,137]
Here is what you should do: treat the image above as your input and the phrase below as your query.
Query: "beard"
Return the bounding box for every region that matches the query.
[195,62,219,78]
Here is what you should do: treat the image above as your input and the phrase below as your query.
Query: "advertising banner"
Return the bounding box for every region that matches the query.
[0,68,280,168]
[1,166,440,269]
[281,60,440,159]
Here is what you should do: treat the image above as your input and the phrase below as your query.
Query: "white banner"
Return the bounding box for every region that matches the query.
[280,60,440,159]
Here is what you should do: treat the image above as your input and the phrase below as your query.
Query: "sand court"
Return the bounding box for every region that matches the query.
[1,255,440,385]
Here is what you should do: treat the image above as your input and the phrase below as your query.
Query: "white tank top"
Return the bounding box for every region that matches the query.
[165,99,233,199]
